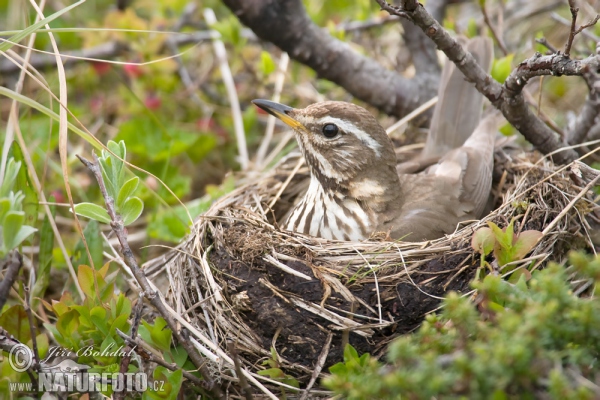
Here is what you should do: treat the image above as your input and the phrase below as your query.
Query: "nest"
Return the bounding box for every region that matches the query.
[145,147,599,397]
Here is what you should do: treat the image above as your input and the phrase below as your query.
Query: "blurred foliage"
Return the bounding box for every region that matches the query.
[325,251,600,399]
[0,0,598,397]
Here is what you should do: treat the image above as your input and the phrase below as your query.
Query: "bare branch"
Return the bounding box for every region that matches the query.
[376,0,583,164]
[0,250,23,310]
[480,1,508,56]
[77,154,224,398]
[222,0,438,118]
[564,0,579,57]
[567,43,600,145]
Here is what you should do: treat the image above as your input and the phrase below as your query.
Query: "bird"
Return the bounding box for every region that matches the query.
[252,37,503,242]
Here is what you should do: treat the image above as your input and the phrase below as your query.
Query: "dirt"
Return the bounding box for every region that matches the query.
[208,231,477,377]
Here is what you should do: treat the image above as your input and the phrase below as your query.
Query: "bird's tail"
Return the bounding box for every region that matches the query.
[422,37,494,159]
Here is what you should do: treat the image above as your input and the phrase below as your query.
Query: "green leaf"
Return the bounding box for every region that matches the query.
[73,203,111,224]
[0,305,31,342]
[487,221,512,249]
[491,54,514,83]
[90,306,109,336]
[106,140,125,188]
[0,86,100,149]
[0,158,20,197]
[0,198,10,222]
[11,143,39,229]
[116,176,139,209]
[512,230,543,260]
[0,0,86,53]
[259,51,276,75]
[72,220,104,270]
[78,265,96,300]
[120,197,143,226]
[3,211,35,251]
[471,227,495,256]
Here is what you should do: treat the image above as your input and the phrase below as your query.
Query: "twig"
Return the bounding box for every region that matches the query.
[480,1,508,56]
[567,42,600,144]
[375,0,585,164]
[542,173,600,235]
[23,286,40,370]
[0,250,23,310]
[299,332,333,400]
[536,37,558,54]
[77,154,223,398]
[228,341,253,400]
[116,329,206,387]
[552,13,600,42]
[115,293,145,400]
[564,0,579,57]
[204,8,249,171]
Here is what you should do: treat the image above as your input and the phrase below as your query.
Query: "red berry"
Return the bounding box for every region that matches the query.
[144,94,161,110]
[91,61,111,76]
[123,63,144,78]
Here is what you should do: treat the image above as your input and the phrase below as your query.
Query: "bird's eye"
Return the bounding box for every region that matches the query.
[322,123,339,138]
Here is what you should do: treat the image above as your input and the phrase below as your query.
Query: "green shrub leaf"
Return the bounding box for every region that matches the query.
[73,203,111,224]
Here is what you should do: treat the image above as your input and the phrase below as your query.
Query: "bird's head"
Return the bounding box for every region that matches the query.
[252,100,399,196]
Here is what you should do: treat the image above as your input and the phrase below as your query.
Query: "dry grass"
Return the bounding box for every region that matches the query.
[143,144,600,397]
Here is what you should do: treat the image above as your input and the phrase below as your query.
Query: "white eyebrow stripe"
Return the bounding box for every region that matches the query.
[315,117,382,157]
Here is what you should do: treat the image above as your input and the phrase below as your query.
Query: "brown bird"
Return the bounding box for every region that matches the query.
[253,37,503,241]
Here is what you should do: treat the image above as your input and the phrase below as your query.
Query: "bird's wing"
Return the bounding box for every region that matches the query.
[426,110,505,217]
[391,112,505,241]
[421,37,494,159]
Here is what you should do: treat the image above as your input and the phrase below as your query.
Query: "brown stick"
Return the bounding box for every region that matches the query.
[77,154,223,399]
[0,250,23,310]
[222,0,438,119]
[375,0,587,164]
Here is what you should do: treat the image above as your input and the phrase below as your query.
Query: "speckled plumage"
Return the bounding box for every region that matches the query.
[253,37,502,242]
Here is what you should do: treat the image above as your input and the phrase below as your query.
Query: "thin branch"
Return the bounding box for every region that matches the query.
[567,42,600,144]
[77,154,223,398]
[480,1,508,56]
[0,250,23,310]
[116,329,206,387]
[536,37,559,54]
[564,0,579,57]
[228,341,253,400]
[552,13,600,42]
[222,0,438,119]
[376,0,584,164]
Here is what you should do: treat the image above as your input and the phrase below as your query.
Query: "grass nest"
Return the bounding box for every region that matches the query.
[145,146,599,397]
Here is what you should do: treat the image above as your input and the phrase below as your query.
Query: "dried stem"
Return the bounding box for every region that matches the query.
[480,1,508,56]
[228,341,253,400]
[375,0,590,164]
[0,250,23,310]
[77,154,223,398]
[564,0,579,57]
[116,329,206,387]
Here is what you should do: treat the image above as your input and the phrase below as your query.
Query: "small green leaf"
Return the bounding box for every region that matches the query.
[491,54,514,83]
[78,265,96,300]
[471,227,495,256]
[116,176,139,209]
[90,306,109,335]
[512,230,543,260]
[0,158,21,197]
[3,211,24,250]
[487,221,511,249]
[120,197,143,226]
[0,198,10,221]
[73,203,111,224]
[259,51,276,75]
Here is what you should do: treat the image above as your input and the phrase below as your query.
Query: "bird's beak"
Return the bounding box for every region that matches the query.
[252,99,304,129]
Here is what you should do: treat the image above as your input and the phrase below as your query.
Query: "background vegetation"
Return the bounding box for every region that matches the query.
[0,0,599,398]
